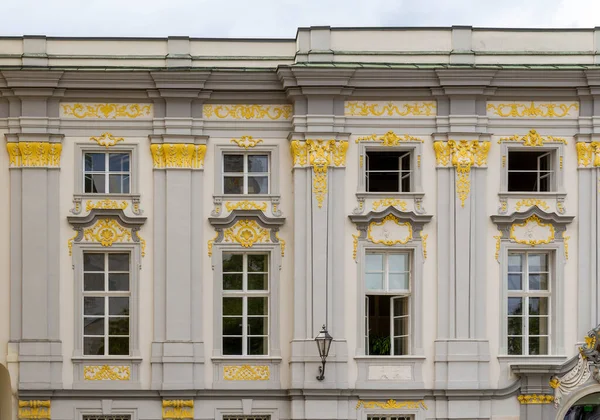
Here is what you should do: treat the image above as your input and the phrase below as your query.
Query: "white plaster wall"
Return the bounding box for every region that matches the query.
[472,30,594,52]
[189,40,296,57]
[329,29,452,52]
[46,39,168,56]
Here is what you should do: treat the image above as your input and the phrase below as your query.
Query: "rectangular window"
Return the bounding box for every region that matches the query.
[84,152,131,194]
[222,253,269,356]
[223,154,269,194]
[507,252,551,356]
[366,150,412,192]
[364,252,411,356]
[507,150,554,192]
[83,252,130,356]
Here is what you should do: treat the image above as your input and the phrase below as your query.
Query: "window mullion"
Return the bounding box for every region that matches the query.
[243,154,248,194]
[242,296,248,356]
[105,153,110,193]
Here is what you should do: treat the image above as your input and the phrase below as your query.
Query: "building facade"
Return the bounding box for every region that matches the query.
[2,26,600,420]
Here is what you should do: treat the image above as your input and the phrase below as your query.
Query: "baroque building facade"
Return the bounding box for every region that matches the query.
[3,26,600,420]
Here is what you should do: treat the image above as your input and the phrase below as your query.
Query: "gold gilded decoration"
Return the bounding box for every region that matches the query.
[6,142,62,167]
[223,365,270,381]
[85,199,128,212]
[290,140,308,166]
[560,156,564,169]
[223,219,270,248]
[231,135,264,149]
[90,132,125,148]
[515,199,549,211]
[345,101,436,117]
[68,232,78,256]
[83,365,130,381]
[207,232,218,257]
[150,144,207,169]
[275,231,285,257]
[203,104,292,120]
[367,214,413,246]
[138,232,147,258]
[434,140,490,207]
[61,103,152,119]
[502,155,506,168]
[510,214,556,246]
[420,232,428,259]
[494,234,502,261]
[499,129,567,146]
[517,395,555,404]
[355,400,428,410]
[372,199,408,211]
[352,232,360,261]
[225,201,268,212]
[563,232,570,260]
[18,400,51,420]
[417,155,421,168]
[84,218,132,247]
[549,378,560,389]
[487,102,578,118]
[576,141,600,167]
[356,131,423,145]
[162,400,194,420]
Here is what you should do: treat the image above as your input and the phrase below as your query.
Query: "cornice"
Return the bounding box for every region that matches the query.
[150,71,210,90]
[491,206,574,228]
[349,207,433,228]
[208,209,285,229]
[67,208,147,228]
[1,70,64,88]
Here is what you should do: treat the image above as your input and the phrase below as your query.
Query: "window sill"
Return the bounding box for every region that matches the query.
[212,356,282,363]
[74,193,141,200]
[497,355,567,364]
[355,355,426,361]
[357,192,425,198]
[498,192,565,198]
[214,194,280,201]
[72,356,143,363]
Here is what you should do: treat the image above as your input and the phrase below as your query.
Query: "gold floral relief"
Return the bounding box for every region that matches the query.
[509,214,555,246]
[18,400,51,420]
[487,101,578,118]
[367,214,413,246]
[372,199,408,211]
[85,199,128,212]
[150,143,207,169]
[352,232,360,261]
[420,232,428,259]
[576,141,600,167]
[515,199,549,211]
[90,132,125,148]
[225,201,268,212]
[517,395,555,404]
[223,365,270,380]
[84,218,132,247]
[345,101,436,117]
[207,232,219,257]
[6,142,62,168]
[223,219,271,248]
[494,233,502,261]
[563,232,570,260]
[203,104,292,120]
[356,131,423,145]
[499,129,567,146]
[355,399,428,410]
[83,365,130,381]
[162,400,194,419]
[290,140,308,166]
[231,135,264,149]
[275,231,285,257]
[61,103,152,119]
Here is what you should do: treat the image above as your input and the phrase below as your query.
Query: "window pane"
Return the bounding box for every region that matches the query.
[223,274,243,290]
[529,297,549,315]
[224,155,244,172]
[108,253,129,271]
[508,337,522,355]
[84,273,104,291]
[248,274,268,291]
[508,317,522,335]
[248,254,268,272]
[222,317,243,335]
[507,254,522,272]
[507,297,523,315]
[223,297,243,315]
[83,317,104,335]
[248,176,268,194]
[109,317,129,335]
[84,253,105,271]
[108,337,129,355]
[529,316,549,335]
[389,273,409,291]
[84,297,105,316]
[508,172,538,192]
[528,254,548,272]
[366,254,383,272]
[223,253,243,272]
[109,297,129,316]
[224,177,244,194]
[85,174,106,193]
[83,337,105,356]
[248,337,268,355]
[508,273,522,290]
[248,316,268,336]
[393,337,409,356]
[393,297,409,316]
[223,337,242,355]
[248,155,268,172]
[365,273,384,291]
[108,274,129,291]
[109,153,130,172]
[84,153,105,171]
[109,174,126,193]
[367,172,399,192]
[388,254,408,272]
[529,337,548,355]
[393,317,409,336]
[367,152,401,170]
[529,274,549,291]
[248,297,268,315]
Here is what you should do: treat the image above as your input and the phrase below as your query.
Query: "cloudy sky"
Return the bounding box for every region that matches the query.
[2,0,599,38]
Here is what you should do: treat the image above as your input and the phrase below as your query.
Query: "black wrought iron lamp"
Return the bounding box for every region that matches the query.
[314,324,333,381]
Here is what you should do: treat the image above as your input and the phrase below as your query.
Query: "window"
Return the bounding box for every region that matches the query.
[222,253,269,356]
[507,252,551,355]
[366,150,411,192]
[507,150,554,192]
[367,416,413,420]
[83,252,130,356]
[84,152,130,194]
[364,252,411,356]
[223,154,269,194]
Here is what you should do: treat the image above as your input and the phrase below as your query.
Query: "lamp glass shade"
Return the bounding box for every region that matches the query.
[315,325,333,360]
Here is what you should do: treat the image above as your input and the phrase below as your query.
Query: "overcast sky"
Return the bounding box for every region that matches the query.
[2,0,599,38]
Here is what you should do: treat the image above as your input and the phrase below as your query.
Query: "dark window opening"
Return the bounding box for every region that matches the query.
[366,151,411,192]
[366,295,409,356]
[507,150,554,192]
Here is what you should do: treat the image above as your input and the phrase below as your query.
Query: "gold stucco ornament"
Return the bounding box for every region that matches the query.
[223,365,270,380]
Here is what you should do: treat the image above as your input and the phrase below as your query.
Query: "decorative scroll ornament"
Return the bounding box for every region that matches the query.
[494,233,502,261]
[345,101,436,117]
[563,233,570,260]
[518,395,555,404]
[83,365,130,381]
[61,103,152,119]
[223,365,270,380]
[509,214,555,246]
[69,218,145,257]
[162,400,194,420]
[86,199,128,212]
[6,142,62,168]
[576,141,600,167]
[225,201,268,212]
[150,144,207,169]
[290,139,348,208]
[499,129,567,146]
[275,231,285,257]
[352,232,360,261]
[420,232,428,259]
[203,104,292,120]
[90,132,125,148]
[18,400,51,420]
[223,219,270,247]
[231,135,264,149]
[207,232,219,257]
[372,199,407,211]
[356,131,423,145]
[355,400,428,410]
[487,101,579,118]
[515,199,549,211]
[367,213,413,246]
[433,140,491,207]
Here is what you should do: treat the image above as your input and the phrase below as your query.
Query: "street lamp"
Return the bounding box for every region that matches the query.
[315,324,333,381]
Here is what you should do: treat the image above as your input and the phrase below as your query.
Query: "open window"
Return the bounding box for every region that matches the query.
[366,150,412,192]
[507,150,555,192]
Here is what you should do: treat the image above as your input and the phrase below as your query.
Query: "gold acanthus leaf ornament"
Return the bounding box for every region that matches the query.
[223,365,270,381]
[150,143,207,169]
[576,141,600,167]
[355,399,428,410]
[499,129,567,146]
[18,400,51,420]
[162,400,194,419]
[352,232,360,261]
[230,135,264,149]
[420,232,428,259]
[223,219,271,248]
[89,132,125,148]
[517,395,555,404]
[61,103,152,119]
[84,218,132,247]
[6,142,62,168]
[203,104,292,120]
[345,101,436,117]
[225,201,268,212]
[487,101,578,118]
[85,199,128,212]
[356,131,424,145]
[372,199,407,211]
[433,140,491,207]
[83,365,130,381]
[515,199,549,211]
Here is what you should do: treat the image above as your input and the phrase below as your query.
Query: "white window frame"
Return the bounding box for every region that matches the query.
[506,251,552,356]
[221,252,270,356]
[506,149,555,193]
[83,151,132,195]
[222,152,270,195]
[365,149,413,193]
